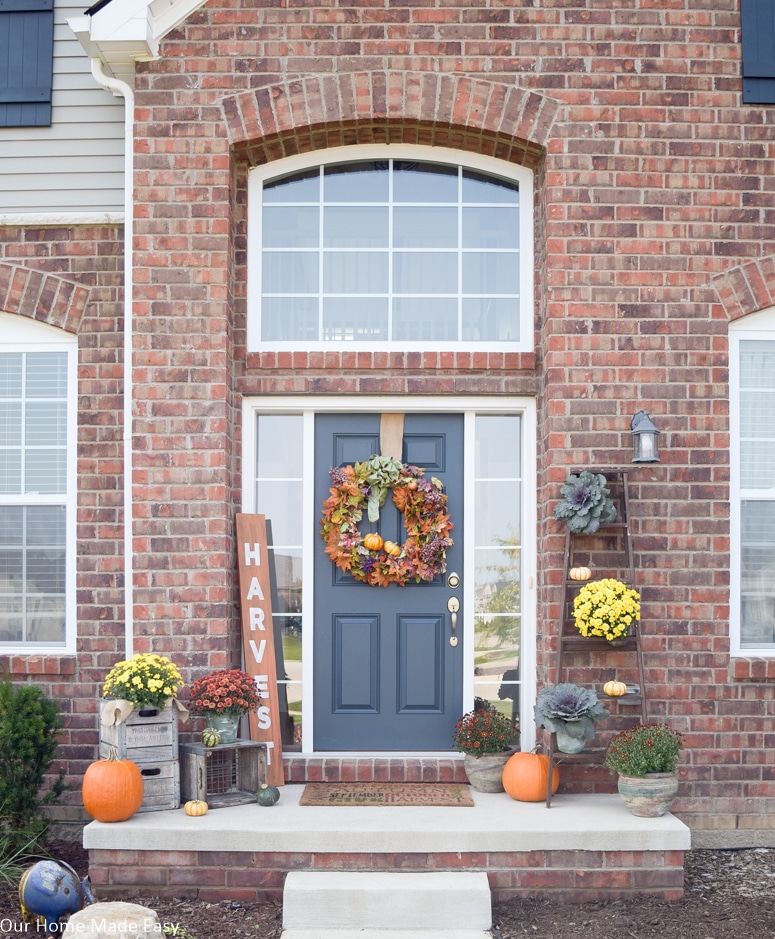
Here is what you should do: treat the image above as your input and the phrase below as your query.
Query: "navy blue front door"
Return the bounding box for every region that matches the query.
[313,413,464,750]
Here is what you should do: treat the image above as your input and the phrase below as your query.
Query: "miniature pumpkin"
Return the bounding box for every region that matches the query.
[502,750,559,803]
[363,532,384,551]
[569,566,592,581]
[383,540,401,557]
[256,783,281,806]
[603,680,627,697]
[82,748,144,822]
[184,799,209,816]
[201,727,221,748]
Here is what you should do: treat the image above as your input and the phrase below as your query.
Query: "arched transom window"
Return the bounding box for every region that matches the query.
[248,146,534,352]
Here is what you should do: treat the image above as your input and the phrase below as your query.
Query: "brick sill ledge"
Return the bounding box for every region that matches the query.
[283,752,468,784]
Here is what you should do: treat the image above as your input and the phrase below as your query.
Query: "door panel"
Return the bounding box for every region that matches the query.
[314,412,464,750]
[333,615,379,712]
[397,616,444,712]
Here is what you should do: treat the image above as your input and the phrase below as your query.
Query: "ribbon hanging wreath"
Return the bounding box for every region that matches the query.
[320,455,454,587]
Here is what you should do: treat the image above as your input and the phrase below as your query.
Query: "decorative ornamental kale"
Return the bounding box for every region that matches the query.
[534,683,609,743]
[553,470,617,535]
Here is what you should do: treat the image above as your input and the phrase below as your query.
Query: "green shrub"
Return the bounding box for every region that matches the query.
[0,676,66,852]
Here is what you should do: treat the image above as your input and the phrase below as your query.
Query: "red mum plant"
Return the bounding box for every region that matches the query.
[452,699,514,757]
[604,723,683,777]
[187,668,261,718]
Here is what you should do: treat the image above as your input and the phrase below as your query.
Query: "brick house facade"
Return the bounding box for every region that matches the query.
[2,0,774,841]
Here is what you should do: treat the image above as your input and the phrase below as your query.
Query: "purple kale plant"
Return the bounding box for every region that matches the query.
[553,470,617,535]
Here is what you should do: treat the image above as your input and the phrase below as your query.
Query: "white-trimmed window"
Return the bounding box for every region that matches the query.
[0,312,76,652]
[730,308,775,654]
[247,146,534,352]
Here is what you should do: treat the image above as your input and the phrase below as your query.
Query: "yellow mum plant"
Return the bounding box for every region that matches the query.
[573,578,640,641]
[103,653,184,710]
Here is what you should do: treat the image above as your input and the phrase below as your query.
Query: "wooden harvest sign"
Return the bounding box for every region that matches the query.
[235,513,284,786]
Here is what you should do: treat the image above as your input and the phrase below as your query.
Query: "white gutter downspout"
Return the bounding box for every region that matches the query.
[90,58,136,658]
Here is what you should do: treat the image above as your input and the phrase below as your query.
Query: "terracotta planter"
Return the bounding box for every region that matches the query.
[463,749,514,793]
[616,772,679,817]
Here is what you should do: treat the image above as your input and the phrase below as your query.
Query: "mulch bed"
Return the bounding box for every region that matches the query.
[2,839,773,938]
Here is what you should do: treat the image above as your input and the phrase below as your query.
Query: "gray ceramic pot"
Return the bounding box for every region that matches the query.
[616,772,679,817]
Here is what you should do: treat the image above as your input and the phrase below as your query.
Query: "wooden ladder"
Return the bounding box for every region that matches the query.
[546,469,647,806]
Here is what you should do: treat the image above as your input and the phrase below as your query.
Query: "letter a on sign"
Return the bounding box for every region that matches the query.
[236,514,283,786]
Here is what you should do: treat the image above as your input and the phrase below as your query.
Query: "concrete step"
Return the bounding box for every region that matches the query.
[282,932,493,939]
[281,871,492,937]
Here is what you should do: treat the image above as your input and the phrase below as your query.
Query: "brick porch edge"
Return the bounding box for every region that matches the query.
[88,847,685,904]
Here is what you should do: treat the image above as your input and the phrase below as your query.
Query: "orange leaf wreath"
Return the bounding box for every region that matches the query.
[320,460,454,587]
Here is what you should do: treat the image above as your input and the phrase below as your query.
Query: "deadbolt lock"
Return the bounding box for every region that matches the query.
[447,572,460,588]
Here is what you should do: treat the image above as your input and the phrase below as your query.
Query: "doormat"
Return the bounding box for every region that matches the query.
[299,782,474,807]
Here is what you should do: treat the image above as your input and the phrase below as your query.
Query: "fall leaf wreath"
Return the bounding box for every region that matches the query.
[320,455,454,587]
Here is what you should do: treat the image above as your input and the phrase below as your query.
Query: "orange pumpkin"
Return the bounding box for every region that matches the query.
[363,532,383,551]
[502,750,560,803]
[603,680,627,697]
[383,540,401,557]
[82,748,144,822]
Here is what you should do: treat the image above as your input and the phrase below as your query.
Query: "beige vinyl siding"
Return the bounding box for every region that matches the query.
[0,2,125,217]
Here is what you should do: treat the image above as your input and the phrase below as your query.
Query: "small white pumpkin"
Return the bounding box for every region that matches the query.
[569,566,592,581]
[183,799,209,816]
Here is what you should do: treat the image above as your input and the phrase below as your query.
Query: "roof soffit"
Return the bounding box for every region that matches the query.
[68,0,208,84]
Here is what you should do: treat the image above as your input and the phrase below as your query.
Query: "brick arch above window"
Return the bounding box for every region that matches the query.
[0,263,88,334]
[221,72,559,168]
[714,255,775,323]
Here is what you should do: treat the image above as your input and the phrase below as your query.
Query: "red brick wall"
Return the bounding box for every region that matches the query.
[0,226,125,824]
[129,0,771,831]
[3,0,775,833]
[89,845,686,903]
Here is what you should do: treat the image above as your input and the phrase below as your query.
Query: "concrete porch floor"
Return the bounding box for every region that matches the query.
[84,786,691,903]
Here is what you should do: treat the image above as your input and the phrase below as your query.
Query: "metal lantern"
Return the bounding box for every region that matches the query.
[630,410,661,463]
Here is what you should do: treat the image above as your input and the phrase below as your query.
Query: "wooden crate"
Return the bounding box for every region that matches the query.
[180,740,267,808]
[100,703,179,764]
[136,760,180,813]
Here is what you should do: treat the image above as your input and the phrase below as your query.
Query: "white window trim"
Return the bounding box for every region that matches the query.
[241,394,538,754]
[730,307,775,656]
[247,144,535,354]
[0,312,77,655]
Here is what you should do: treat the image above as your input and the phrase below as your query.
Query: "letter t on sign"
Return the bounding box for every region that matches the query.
[236,513,283,786]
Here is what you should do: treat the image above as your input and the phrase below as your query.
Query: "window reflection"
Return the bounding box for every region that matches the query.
[256,415,305,749]
[474,416,522,736]
[0,504,66,644]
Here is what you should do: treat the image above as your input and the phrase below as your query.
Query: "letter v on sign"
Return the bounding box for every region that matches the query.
[236,513,283,786]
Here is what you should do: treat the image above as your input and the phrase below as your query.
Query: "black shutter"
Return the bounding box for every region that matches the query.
[0,0,54,127]
[741,0,775,104]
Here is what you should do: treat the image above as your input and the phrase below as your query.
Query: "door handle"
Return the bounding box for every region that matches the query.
[448,596,460,647]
